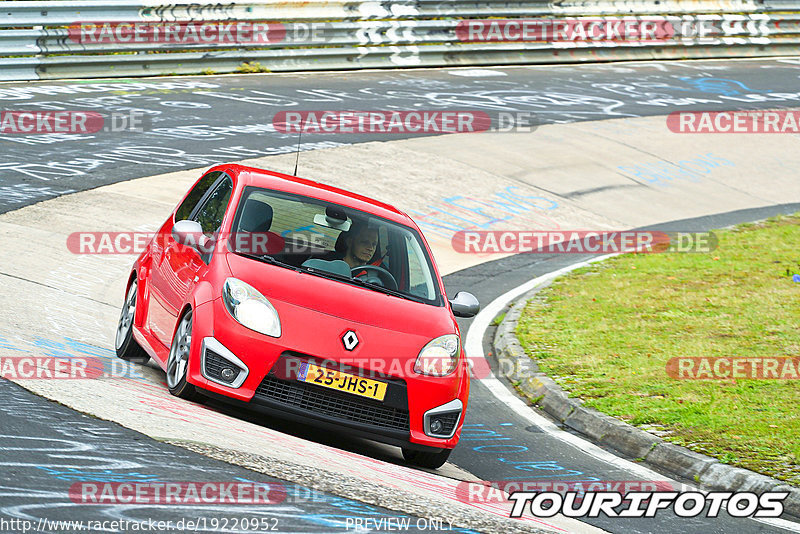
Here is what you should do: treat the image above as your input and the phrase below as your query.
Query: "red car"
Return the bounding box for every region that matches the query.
[114,164,480,468]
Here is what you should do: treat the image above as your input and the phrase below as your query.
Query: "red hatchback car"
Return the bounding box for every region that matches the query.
[115,164,480,468]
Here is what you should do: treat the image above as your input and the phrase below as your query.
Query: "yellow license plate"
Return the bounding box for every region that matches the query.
[298,363,387,401]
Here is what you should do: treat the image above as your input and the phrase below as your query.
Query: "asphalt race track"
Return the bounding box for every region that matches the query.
[0,378,477,534]
[3,57,800,213]
[2,58,800,533]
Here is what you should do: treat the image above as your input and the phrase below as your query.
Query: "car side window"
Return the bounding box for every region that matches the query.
[193,176,233,236]
[404,234,435,299]
[175,171,223,222]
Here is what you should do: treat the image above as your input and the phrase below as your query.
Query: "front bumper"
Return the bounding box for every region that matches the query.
[187,297,469,450]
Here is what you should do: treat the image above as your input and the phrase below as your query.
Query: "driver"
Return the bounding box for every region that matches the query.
[341,224,379,269]
[327,222,397,290]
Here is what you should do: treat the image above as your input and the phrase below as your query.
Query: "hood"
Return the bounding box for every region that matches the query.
[225,252,455,338]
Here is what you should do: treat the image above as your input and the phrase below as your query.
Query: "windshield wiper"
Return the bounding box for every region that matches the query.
[239,252,302,272]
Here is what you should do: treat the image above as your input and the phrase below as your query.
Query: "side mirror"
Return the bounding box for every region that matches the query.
[449,291,480,318]
[172,220,209,252]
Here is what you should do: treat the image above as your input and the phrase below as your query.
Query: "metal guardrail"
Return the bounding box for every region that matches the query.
[1,1,799,81]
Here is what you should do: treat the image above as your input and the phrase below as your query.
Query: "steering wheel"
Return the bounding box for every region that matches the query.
[351,265,398,291]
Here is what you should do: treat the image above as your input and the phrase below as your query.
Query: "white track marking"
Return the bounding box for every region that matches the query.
[447,69,508,77]
[464,254,800,531]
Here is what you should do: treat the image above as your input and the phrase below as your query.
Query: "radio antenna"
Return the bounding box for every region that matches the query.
[292,115,304,177]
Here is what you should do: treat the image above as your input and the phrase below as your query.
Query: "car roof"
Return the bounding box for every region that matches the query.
[213,164,414,226]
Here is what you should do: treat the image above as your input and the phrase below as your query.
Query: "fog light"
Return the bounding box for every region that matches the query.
[221,367,237,382]
[423,400,462,438]
[430,418,444,434]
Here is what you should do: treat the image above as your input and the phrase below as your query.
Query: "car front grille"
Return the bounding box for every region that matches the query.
[254,375,410,433]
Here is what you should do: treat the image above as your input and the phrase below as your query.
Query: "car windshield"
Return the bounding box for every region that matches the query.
[230,186,442,306]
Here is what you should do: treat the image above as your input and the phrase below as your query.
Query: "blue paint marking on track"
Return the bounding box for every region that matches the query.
[0,335,30,353]
[617,152,736,186]
[34,467,162,483]
[409,186,561,241]
[0,334,151,382]
[461,423,601,483]
[679,77,760,96]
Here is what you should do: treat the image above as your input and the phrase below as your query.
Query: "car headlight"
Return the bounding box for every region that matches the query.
[223,278,281,338]
[414,334,460,376]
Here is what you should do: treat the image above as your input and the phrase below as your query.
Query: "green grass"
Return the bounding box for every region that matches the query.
[492,312,507,326]
[517,215,800,485]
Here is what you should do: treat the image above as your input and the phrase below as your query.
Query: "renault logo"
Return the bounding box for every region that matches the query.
[342,330,359,351]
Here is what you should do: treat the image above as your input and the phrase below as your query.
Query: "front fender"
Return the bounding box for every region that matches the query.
[191,280,216,309]
[185,298,212,389]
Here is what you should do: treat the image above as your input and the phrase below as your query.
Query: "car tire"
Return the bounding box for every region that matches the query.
[402,447,452,469]
[166,310,201,401]
[115,279,150,364]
